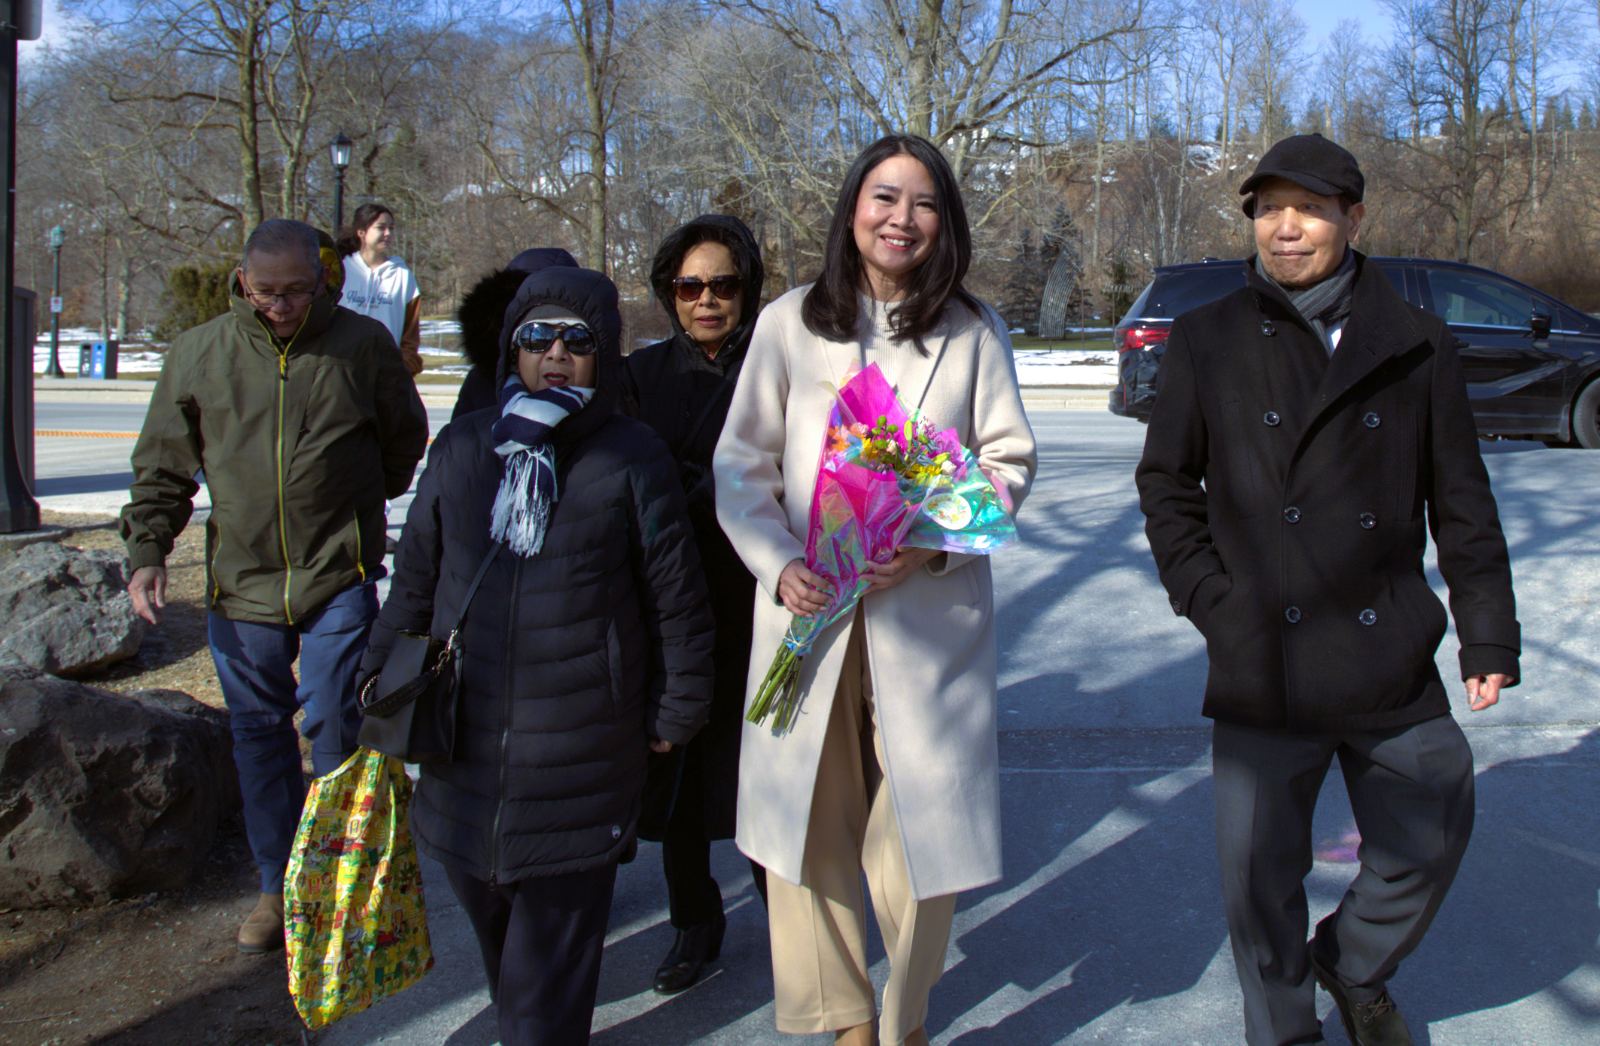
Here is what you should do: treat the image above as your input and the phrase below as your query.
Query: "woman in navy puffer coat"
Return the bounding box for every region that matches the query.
[360,265,714,1044]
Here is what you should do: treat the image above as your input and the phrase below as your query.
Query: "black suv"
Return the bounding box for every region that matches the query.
[1108,257,1600,448]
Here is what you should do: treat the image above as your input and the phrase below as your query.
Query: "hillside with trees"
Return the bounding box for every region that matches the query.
[20,0,1600,343]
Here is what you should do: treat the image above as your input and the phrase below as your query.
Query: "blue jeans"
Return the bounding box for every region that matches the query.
[208,582,378,893]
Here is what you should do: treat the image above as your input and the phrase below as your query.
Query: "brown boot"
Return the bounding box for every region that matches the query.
[237,892,284,954]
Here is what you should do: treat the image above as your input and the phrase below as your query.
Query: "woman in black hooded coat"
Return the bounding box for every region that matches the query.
[362,265,714,1043]
[621,214,767,995]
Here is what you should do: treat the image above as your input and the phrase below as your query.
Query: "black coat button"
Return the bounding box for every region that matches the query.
[1359,512,1377,529]
[1284,606,1302,624]
[1363,411,1381,428]
[1260,321,1277,337]
[1283,506,1301,524]
[1263,411,1281,427]
[1359,608,1378,626]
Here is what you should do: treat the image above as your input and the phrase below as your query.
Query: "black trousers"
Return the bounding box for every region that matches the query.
[1212,714,1475,1046]
[661,797,767,929]
[659,734,767,929]
[445,861,619,1046]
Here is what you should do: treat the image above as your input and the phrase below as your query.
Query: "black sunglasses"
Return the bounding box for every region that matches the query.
[672,275,742,302]
[511,321,598,356]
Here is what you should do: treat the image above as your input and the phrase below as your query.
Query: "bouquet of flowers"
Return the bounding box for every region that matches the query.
[747,363,1018,733]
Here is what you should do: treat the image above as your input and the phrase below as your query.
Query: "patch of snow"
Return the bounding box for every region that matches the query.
[1187,143,1222,171]
[1012,349,1115,387]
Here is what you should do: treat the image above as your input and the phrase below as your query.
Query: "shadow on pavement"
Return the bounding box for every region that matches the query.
[1402,727,1600,1040]
[440,1004,498,1045]
[935,677,1224,1042]
[589,867,773,1043]
[314,423,1600,1043]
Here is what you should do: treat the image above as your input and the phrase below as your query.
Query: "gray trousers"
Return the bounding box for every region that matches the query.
[1212,714,1475,1046]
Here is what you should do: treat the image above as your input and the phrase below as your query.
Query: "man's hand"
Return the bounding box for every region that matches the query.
[649,738,673,754]
[128,565,168,626]
[1465,673,1511,711]
[778,559,831,616]
[864,547,940,592]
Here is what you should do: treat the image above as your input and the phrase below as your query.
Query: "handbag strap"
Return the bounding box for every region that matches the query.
[443,541,502,646]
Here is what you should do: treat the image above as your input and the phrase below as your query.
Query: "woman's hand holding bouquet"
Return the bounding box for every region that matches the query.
[747,363,1019,733]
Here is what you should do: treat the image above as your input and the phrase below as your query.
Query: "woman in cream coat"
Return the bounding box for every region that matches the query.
[714,135,1036,1046]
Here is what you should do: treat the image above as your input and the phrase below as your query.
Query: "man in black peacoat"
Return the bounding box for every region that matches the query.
[1137,135,1520,1046]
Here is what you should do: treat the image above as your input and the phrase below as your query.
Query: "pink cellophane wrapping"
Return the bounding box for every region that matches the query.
[747,363,1017,733]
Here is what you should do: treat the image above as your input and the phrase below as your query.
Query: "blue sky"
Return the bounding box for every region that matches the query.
[1295,0,1393,48]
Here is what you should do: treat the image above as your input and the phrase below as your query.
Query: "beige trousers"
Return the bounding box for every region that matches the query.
[767,617,958,1045]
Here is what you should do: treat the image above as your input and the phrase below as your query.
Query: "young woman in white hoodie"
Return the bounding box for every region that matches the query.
[338,203,424,375]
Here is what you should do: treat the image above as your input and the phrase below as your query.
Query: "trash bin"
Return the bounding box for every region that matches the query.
[76,341,119,379]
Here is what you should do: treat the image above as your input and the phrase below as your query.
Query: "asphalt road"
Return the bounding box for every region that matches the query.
[26,397,458,522]
[27,401,1600,1044]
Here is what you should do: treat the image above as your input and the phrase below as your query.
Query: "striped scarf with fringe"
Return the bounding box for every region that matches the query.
[489,378,594,556]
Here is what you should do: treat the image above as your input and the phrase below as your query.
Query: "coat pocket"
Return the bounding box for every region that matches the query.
[1188,573,1234,637]
[1200,572,1281,716]
[1318,574,1443,715]
[605,617,624,712]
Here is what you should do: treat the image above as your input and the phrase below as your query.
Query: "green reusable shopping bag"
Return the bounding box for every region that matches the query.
[284,747,433,1029]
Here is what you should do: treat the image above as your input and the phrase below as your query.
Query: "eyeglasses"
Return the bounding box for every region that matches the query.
[512,321,598,357]
[242,283,317,308]
[672,275,742,302]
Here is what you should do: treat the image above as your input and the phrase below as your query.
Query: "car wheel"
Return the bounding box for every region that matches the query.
[1574,380,1600,449]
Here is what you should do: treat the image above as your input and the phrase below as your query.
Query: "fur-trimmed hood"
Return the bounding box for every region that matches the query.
[456,248,578,375]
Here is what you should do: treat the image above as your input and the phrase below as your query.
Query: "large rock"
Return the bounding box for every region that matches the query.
[0,666,239,909]
[0,541,147,676]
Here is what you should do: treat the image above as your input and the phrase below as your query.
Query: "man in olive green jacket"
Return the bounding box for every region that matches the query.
[120,219,428,952]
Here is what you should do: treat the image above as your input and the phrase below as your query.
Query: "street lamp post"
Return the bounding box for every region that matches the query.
[0,9,41,532]
[330,133,352,232]
[44,225,64,378]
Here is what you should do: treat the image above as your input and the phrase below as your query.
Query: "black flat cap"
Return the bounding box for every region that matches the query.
[1239,134,1364,216]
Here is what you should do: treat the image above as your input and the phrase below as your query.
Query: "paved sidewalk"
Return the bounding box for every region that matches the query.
[320,415,1599,1045]
[26,406,1599,1044]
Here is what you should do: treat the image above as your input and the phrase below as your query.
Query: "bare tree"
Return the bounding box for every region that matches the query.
[452,0,625,271]
[1198,0,1249,165]
[1240,0,1305,150]
[560,0,621,270]
[718,0,1146,179]
[1503,0,1571,210]
[67,0,436,244]
[1313,19,1374,142]
[1369,0,1522,260]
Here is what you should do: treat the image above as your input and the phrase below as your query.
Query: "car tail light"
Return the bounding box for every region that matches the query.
[1117,325,1171,352]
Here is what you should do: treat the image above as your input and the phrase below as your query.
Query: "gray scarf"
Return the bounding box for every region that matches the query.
[1255,249,1357,355]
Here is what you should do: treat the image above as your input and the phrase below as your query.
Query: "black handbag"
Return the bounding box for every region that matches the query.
[357,542,501,763]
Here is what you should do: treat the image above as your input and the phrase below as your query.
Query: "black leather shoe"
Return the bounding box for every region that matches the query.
[1311,953,1412,1046]
[652,910,726,995]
